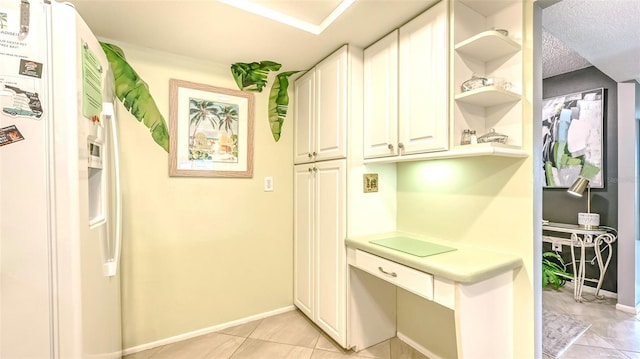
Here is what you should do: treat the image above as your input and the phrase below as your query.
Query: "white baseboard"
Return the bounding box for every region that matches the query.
[396,332,444,359]
[564,282,618,299]
[616,303,640,315]
[122,305,296,356]
[562,283,639,314]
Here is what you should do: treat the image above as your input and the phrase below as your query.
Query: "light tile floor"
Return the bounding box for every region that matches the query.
[123,309,429,359]
[125,286,640,359]
[543,285,640,358]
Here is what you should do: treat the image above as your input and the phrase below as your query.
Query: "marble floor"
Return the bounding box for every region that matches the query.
[543,285,640,358]
[123,309,429,359]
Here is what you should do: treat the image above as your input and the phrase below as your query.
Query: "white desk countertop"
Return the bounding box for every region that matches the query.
[345,232,523,283]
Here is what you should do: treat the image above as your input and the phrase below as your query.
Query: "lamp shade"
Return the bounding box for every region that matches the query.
[566,176,599,229]
[567,177,589,197]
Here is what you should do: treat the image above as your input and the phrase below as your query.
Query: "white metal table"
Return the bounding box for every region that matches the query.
[542,222,617,302]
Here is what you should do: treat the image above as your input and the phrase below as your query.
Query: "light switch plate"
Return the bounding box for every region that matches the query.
[363,173,378,193]
[264,176,274,192]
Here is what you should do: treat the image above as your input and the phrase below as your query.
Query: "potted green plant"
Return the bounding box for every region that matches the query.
[542,251,573,289]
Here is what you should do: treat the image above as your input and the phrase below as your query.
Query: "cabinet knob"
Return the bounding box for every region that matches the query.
[313,167,318,172]
[398,142,405,149]
[312,152,317,157]
[308,153,313,158]
[387,144,394,150]
[308,168,312,173]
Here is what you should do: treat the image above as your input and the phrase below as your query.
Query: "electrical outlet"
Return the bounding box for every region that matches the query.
[552,243,562,251]
[363,173,378,193]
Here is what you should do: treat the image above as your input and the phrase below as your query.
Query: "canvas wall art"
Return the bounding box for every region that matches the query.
[542,88,604,188]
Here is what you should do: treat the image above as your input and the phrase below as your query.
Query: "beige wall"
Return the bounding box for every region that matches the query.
[395,156,535,357]
[396,288,457,358]
[109,41,294,349]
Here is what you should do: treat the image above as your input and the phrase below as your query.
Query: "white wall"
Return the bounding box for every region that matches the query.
[617,82,640,311]
[105,40,295,350]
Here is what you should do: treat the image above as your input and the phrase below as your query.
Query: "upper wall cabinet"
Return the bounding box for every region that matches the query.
[294,46,348,164]
[363,30,398,159]
[399,1,449,155]
[452,0,524,150]
[363,0,528,164]
[363,1,448,159]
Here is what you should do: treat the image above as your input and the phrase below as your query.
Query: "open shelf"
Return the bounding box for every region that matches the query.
[455,30,521,62]
[454,86,521,107]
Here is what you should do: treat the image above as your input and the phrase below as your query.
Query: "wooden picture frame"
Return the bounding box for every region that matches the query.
[169,79,254,178]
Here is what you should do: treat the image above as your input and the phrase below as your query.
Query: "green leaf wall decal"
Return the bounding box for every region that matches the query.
[231,61,282,92]
[100,42,170,152]
[268,71,300,142]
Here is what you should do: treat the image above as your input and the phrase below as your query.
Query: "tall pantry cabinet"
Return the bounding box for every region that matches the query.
[293,45,361,347]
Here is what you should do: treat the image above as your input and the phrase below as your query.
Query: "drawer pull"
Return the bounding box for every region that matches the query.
[378,266,397,277]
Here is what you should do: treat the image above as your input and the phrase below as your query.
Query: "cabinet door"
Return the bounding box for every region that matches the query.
[315,46,348,162]
[314,160,346,346]
[294,70,315,164]
[293,164,314,318]
[364,30,399,159]
[398,1,449,154]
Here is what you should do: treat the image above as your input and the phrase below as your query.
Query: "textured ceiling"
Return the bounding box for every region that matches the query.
[542,28,592,79]
[542,0,640,82]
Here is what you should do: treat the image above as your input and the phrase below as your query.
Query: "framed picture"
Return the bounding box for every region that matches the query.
[542,88,604,188]
[169,79,254,178]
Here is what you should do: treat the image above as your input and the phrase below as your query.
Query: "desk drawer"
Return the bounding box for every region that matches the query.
[354,250,433,300]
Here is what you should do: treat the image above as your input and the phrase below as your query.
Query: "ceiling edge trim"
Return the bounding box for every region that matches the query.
[217,0,355,35]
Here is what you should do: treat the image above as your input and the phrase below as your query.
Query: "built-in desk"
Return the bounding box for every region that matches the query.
[345,232,522,359]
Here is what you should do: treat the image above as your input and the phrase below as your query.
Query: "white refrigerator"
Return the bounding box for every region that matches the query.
[0,0,122,358]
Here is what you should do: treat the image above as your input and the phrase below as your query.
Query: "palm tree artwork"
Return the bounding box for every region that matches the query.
[188,98,239,163]
[0,13,7,30]
[217,104,239,133]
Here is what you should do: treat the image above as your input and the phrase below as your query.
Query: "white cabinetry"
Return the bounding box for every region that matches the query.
[293,160,346,346]
[294,46,348,164]
[363,31,398,159]
[293,44,361,348]
[293,164,314,319]
[363,0,528,164]
[399,0,449,155]
[363,1,448,159]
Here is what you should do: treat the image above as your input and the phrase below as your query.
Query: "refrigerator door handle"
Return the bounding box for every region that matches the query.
[104,102,122,277]
[19,0,30,40]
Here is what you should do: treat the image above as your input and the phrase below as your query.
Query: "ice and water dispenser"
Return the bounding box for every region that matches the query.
[87,134,104,227]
